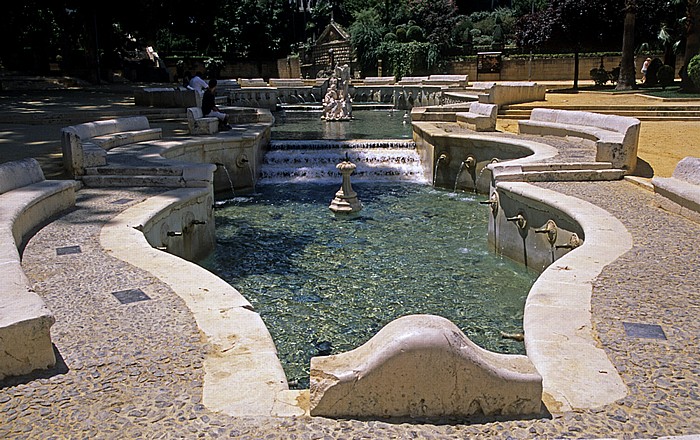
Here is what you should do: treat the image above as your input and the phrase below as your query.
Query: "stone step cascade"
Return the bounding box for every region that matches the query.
[261,140,427,184]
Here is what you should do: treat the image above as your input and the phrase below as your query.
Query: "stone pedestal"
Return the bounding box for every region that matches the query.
[329,159,362,214]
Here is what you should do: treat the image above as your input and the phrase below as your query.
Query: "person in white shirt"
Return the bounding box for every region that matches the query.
[189,72,208,94]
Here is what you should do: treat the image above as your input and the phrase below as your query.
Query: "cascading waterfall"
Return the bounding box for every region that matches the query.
[259,140,428,184]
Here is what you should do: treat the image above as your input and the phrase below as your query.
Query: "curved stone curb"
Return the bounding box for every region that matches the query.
[497,182,632,412]
[99,188,305,417]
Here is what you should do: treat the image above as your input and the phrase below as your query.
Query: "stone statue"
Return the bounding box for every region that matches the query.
[322,64,352,121]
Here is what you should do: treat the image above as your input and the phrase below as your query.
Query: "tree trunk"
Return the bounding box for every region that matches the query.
[573,50,579,90]
[616,2,637,90]
[682,0,700,90]
[684,0,700,65]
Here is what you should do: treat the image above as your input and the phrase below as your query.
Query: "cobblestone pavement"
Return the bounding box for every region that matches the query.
[1,180,698,439]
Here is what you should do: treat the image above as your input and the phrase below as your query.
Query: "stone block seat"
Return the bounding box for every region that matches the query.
[652,156,700,222]
[268,78,306,88]
[361,76,396,85]
[134,87,201,108]
[187,107,219,135]
[424,74,469,88]
[238,78,268,88]
[518,108,641,172]
[0,158,76,380]
[397,76,429,85]
[476,81,547,106]
[455,102,498,131]
[61,116,162,178]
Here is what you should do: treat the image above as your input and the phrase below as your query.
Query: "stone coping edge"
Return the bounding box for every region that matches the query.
[99,187,305,417]
[497,181,631,413]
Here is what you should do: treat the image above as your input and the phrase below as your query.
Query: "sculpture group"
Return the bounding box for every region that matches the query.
[322,64,353,121]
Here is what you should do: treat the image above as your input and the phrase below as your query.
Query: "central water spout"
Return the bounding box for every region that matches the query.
[329,154,363,215]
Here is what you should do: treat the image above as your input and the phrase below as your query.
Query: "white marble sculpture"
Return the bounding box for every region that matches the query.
[322,64,352,121]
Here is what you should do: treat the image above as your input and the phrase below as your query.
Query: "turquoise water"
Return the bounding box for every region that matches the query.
[201,182,537,389]
[272,109,413,140]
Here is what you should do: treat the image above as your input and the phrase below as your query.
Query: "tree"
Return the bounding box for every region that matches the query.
[515,0,619,89]
[349,8,386,75]
[616,0,637,90]
[682,0,700,90]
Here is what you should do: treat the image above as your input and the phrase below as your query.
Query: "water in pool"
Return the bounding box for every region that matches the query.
[201,182,537,389]
[272,109,413,140]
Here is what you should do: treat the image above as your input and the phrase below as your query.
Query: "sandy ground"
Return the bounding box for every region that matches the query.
[498,91,700,178]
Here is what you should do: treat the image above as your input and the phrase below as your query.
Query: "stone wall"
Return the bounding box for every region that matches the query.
[449,54,682,82]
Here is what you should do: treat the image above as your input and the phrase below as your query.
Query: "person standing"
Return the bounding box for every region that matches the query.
[189,71,209,94]
[641,58,651,83]
[202,79,231,131]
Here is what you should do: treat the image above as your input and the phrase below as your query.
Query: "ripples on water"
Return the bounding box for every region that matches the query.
[200,182,537,389]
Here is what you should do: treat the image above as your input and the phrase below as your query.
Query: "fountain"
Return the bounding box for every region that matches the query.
[329,154,362,215]
[322,64,353,121]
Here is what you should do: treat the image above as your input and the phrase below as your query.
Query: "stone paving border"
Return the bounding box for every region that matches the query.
[99,188,305,418]
[499,182,631,412]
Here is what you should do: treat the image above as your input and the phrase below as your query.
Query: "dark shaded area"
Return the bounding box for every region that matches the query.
[0,346,69,389]
[633,158,654,178]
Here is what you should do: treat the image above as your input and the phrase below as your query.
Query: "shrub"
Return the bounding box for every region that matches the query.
[609,66,620,85]
[396,27,407,42]
[406,25,424,42]
[384,32,398,42]
[688,54,700,90]
[590,67,609,86]
[657,65,675,89]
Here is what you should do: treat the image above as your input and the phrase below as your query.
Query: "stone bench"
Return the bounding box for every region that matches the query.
[397,76,429,85]
[0,158,76,380]
[361,76,396,85]
[187,107,219,135]
[477,82,547,106]
[518,108,640,172]
[134,87,201,108]
[455,102,498,131]
[61,116,162,177]
[310,314,542,418]
[424,74,469,87]
[239,78,268,88]
[269,78,305,88]
[652,156,700,222]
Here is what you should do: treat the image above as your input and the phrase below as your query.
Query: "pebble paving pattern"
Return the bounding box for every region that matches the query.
[2,174,699,438]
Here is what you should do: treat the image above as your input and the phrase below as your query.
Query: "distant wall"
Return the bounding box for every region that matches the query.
[449,54,683,82]
[167,54,684,83]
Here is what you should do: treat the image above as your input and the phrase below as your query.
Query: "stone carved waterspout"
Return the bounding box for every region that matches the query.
[322,64,353,121]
